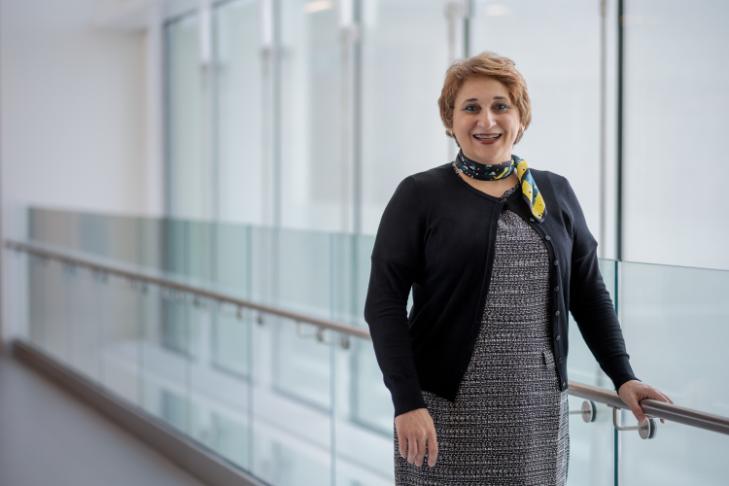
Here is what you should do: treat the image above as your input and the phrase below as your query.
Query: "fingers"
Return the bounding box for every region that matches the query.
[398,433,407,460]
[398,429,438,467]
[404,434,430,466]
[619,383,674,426]
[413,434,438,468]
[631,403,646,423]
[427,429,439,467]
[646,388,673,424]
[395,408,439,468]
[629,385,673,424]
[406,436,419,465]
[623,394,646,423]
[415,435,427,467]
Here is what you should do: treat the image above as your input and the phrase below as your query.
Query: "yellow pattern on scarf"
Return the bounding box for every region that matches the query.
[515,158,546,221]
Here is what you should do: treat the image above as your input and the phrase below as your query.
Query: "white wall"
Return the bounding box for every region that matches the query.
[0,0,161,343]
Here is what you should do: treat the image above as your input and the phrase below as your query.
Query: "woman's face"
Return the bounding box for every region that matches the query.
[451,76,522,165]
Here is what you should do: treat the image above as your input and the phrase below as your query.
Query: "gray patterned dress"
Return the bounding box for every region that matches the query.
[395,207,570,486]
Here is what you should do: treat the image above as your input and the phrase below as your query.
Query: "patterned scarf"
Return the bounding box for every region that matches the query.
[453,150,546,222]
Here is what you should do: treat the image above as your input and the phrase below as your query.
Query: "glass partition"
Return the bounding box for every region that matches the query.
[617,261,729,486]
[566,259,618,486]
[214,0,265,225]
[18,208,399,484]
[622,0,729,270]
[166,11,211,220]
[8,207,729,486]
[359,0,451,234]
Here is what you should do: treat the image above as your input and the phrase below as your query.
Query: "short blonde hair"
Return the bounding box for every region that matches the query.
[438,51,532,144]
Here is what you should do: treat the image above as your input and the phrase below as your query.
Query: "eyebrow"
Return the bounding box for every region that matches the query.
[461,96,509,105]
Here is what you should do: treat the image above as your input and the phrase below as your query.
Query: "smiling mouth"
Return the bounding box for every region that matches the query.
[473,133,501,143]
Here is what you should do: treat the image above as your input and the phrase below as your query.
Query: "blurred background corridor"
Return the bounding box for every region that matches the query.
[1,0,728,484]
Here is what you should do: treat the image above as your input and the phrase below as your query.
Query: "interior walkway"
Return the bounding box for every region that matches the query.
[0,350,206,486]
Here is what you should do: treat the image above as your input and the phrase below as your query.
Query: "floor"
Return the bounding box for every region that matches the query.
[0,350,207,486]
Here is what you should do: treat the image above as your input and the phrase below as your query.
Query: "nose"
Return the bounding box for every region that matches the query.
[476,110,496,128]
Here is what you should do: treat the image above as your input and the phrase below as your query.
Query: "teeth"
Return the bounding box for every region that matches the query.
[474,134,500,140]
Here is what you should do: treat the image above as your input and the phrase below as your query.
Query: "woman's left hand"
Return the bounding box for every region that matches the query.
[617,379,673,424]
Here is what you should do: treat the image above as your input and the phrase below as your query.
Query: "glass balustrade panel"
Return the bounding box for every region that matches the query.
[26,255,62,359]
[250,315,333,485]
[565,259,620,486]
[17,207,729,485]
[66,264,104,383]
[4,247,30,341]
[331,232,392,485]
[618,260,729,485]
[140,285,193,436]
[95,270,144,406]
[187,299,252,470]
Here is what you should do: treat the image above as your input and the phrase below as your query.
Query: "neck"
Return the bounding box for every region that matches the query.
[460,150,513,166]
[454,150,517,182]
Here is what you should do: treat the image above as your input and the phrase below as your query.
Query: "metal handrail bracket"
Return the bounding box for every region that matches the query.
[570,382,729,436]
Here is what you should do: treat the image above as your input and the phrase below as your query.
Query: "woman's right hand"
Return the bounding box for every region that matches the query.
[395,407,439,467]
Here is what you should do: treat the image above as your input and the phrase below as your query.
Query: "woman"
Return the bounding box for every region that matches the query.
[363,51,672,485]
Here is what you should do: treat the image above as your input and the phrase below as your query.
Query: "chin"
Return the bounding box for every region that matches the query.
[473,149,508,163]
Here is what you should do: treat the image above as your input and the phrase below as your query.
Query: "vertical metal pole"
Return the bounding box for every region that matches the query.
[199,0,216,220]
[445,0,465,64]
[445,0,467,159]
[0,61,4,350]
[616,0,624,262]
[339,0,357,235]
[258,0,278,359]
[272,0,282,229]
[146,3,165,216]
[614,425,621,486]
[208,0,221,389]
[162,20,173,217]
[463,0,471,57]
[270,2,282,426]
[211,6,221,224]
[613,258,620,485]
[160,9,173,367]
[599,0,607,257]
[335,4,358,481]
[260,0,280,228]
[615,0,626,479]
[351,0,363,237]
[350,0,363,404]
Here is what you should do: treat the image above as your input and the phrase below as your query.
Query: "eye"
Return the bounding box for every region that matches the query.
[494,103,510,112]
[464,104,480,113]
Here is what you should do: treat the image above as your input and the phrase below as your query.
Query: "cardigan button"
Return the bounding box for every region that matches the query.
[554,259,559,267]
[555,310,561,317]
[556,335,561,341]
[554,285,559,292]
[529,217,535,223]
[545,235,551,241]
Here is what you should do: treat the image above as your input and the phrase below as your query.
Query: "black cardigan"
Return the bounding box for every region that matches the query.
[364,162,639,417]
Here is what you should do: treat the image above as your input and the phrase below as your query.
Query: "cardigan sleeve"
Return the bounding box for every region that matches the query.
[364,176,427,417]
[562,177,640,391]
